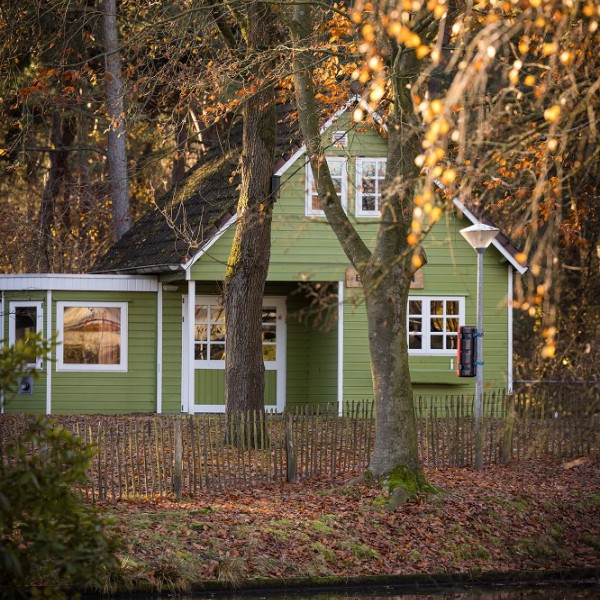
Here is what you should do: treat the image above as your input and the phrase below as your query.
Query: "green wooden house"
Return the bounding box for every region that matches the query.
[0,103,527,415]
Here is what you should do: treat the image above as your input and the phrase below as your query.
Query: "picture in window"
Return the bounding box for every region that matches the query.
[62,306,122,365]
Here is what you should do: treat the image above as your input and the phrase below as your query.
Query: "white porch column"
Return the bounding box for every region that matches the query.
[186,280,195,413]
[337,280,344,416]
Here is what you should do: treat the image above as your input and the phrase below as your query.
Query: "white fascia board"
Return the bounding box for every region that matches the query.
[182,214,238,279]
[0,274,159,292]
[452,198,528,274]
[274,96,363,178]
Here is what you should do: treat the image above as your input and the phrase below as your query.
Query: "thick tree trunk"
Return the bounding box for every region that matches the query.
[291,4,427,486]
[224,3,277,438]
[102,0,131,241]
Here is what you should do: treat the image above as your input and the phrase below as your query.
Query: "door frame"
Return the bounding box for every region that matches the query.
[182,294,287,413]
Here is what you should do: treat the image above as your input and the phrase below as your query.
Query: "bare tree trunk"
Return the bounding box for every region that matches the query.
[223,3,277,439]
[102,0,131,241]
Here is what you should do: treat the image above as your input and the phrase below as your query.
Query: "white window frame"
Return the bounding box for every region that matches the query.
[9,301,44,368]
[305,156,348,217]
[407,296,465,356]
[56,301,128,372]
[355,157,386,217]
[193,296,286,372]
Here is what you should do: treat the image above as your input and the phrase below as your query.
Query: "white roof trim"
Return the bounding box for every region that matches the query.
[0,274,159,292]
[452,198,528,274]
[183,214,238,278]
[274,96,363,178]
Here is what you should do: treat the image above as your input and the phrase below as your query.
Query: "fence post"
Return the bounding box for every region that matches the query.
[173,419,183,498]
[501,391,515,465]
[284,413,298,483]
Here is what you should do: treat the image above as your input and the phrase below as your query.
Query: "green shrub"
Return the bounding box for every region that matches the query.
[0,418,122,597]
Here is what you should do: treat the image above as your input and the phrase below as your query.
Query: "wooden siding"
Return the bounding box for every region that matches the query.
[49,291,157,414]
[161,287,185,413]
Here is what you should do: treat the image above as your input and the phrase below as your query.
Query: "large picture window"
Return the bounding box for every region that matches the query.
[57,302,128,372]
[355,158,386,217]
[9,301,43,367]
[305,157,347,216]
[407,297,464,355]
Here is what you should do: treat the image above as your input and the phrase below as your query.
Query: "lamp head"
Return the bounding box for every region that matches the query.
[460,222,500,252]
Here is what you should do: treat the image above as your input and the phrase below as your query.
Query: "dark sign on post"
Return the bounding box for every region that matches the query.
[457,326,477,377]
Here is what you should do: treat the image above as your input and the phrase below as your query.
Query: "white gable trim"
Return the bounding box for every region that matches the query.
[183,214,238,279]
[0,274,158,292]
[452,198,528,274]
[274,96,364,178]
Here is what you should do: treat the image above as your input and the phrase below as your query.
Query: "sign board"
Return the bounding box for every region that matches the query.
[345,268,424,289]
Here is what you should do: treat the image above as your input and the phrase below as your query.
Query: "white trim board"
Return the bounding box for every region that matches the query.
[452,198,528,275]
[0,274,158,292]
[183,214,238,277]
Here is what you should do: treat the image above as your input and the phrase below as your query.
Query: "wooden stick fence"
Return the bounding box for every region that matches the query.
[0,388,597,501]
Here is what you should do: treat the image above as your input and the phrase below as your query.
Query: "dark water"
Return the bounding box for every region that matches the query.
[180,583,599,599]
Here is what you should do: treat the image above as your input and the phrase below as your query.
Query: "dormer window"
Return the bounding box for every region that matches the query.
[305,157,348,217]
[355,158,386,217]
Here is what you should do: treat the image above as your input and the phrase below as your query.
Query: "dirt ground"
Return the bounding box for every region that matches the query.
[103,456,600,588]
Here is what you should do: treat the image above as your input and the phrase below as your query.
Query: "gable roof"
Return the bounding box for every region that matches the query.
[93,105,303,274]
[93,99,526,276]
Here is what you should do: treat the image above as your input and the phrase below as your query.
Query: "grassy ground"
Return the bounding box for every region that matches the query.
[100,456,600,593]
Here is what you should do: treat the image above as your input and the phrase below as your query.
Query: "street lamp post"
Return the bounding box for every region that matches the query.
[459,222,500,470]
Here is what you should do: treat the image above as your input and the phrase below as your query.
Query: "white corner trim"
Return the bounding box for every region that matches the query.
[183,214,238,278]
[337,281,344,417]
[46,290,52,414]
[186,280,196,413]
[156,284,163,413]
[508,265,514,393]
[274,96,361,178]
[452,198,528,275]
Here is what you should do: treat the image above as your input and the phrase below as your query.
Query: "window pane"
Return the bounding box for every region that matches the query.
[210,324,226,342]
[210,344,225,360]
[431,335,444,350]
[446,317,459,332]
[194,344,207,360]
[408,317,422,333]
[63,306,121,365]
[431,317,444,332]
[431,300,444,315]
[408,300,422,315]
[362,195,377,211]
[446,301,459,315]
[362,176,376,194]
[194,324,208,342]
[262,324,276,343]
[211,305,226,323]
[446,335,458,350]
[195,306,208,322]
[409,335,422,349]
[263,345,277,361]
[329,160,343,176]
[15,307,37,350]
[262,308,276,324]
[377,161,386,177]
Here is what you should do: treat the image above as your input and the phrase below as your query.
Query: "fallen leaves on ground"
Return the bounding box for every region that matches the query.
[104,457,600,584]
